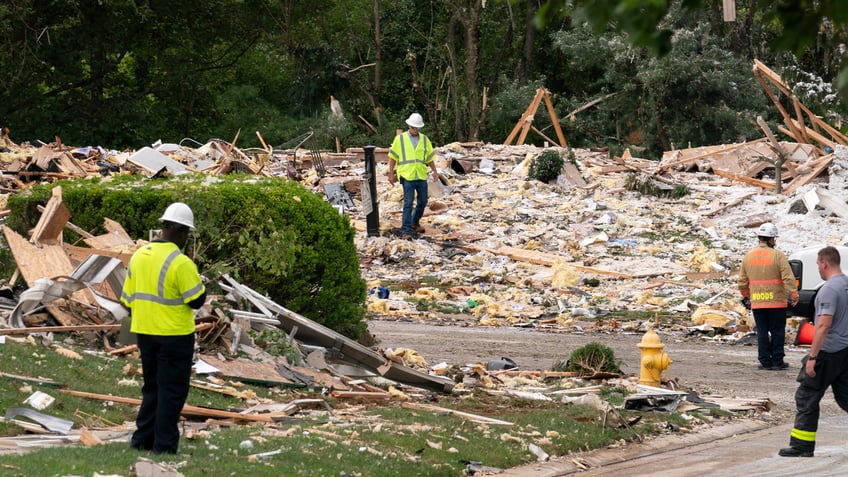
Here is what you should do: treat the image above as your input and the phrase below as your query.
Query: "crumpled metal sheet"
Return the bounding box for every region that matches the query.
[6,254,127,328]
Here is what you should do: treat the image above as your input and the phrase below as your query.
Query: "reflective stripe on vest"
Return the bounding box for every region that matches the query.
[122,250,203,306]
[390,132,434,181]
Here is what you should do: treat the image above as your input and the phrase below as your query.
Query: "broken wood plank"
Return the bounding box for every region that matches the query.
[199,353,295,386]
[711,168,777,190]
[30,186,71,246]
[37,203,94,239]
[402,402,514,426]
[58,389,275,423]
[64,243,133,268]
[330,391,390,400]
[3,226,87,299]
[783,154,834,195]
[0,324,120,335]
[83,218,136,250]
[0,371,63,387]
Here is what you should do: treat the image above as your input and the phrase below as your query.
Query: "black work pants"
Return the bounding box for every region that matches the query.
[752,307,787,368]
[131,332,194,454]
[789,346,848,452]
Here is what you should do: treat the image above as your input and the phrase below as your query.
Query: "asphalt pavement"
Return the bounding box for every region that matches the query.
[498,416,848,476]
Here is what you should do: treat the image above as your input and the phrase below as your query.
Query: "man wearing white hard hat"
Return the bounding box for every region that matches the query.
[121,202,206,454]
[388,112,439,239]
[738,222,798,371]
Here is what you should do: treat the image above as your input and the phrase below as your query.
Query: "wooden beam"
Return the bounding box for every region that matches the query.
[402,402,514,426]
[0,324,121,335]
[505,88,544,145]
[712,168,777,190]
[542,89,568,147]
[658,139,766,172]
[58,389,275,423]
[30,186,71,247]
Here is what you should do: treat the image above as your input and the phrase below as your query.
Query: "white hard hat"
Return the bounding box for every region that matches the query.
[756,222,778,238]
[405,113,425,129]
[159,202,195,230]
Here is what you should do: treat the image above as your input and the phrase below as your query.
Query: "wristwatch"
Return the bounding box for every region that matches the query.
[808,356,817,360]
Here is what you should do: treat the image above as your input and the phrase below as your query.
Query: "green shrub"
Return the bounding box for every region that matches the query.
[625,172,690,198]
[528,149,564,183]
[5,174,367,339]
[560,342,622,375]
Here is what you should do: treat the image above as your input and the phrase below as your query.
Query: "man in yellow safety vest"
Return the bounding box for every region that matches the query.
[122,202,206,454]
[388,112,439,239]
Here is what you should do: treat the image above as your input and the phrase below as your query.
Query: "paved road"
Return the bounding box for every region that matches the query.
[368,320,848,476]
[499,416,848,476]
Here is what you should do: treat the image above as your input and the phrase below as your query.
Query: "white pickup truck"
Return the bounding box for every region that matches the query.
[788,244,848,319]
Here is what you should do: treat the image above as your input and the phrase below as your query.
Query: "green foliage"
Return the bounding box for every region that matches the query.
[528,149,565,183]
[5,174,367,339]
[487,77,549,144]
[550,18,767,158]
[625,173,690,199]
[248,329,303,365]
[561,342,622,375]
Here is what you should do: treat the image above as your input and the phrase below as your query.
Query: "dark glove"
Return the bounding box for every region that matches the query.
[741,297,751,310]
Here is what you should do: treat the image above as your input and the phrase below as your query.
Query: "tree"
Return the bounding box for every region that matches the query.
[539,0,848,106]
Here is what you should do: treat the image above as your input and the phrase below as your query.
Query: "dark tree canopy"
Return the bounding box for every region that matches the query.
[0,0,845,159]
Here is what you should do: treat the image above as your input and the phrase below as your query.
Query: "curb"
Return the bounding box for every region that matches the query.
[496,418,776,476]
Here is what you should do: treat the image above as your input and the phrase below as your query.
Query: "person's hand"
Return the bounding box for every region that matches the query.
[388,173,396,185]
[806,357,816,377]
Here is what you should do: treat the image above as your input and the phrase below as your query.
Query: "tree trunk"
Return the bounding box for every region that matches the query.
[519,0,538,83]
[373,0,383,129]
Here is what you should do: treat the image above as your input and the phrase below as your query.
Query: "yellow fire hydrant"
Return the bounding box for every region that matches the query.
[637,328,672,386]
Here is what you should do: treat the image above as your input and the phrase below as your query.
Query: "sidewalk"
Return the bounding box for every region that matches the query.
[499,416,848,476]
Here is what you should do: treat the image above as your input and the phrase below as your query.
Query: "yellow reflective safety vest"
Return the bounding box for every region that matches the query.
[121,241,205,335]
[389,131,435,181]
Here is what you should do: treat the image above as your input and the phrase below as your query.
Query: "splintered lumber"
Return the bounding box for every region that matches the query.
[0,324,121,335]
[30,186,70,246]
[460,243,633,279]
[3,227,79,289]
[711,169,777,190]
[200,353,295,386]
[505,87,567,147]
[58,389,275,423]
[330,391,390,400]
[783,154,835,195]
[0,371,63,387]
[402,402,514,426]
[83,218,136,250]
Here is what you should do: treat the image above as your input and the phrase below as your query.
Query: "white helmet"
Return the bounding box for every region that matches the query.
[405,113,425,129]
[159,202,195,230]
[756,222,778,238]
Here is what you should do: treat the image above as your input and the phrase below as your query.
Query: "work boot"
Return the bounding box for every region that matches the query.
[772,362,790,370]
[413,223,425,234]
[400,233,414,240]
[778,447,813,457]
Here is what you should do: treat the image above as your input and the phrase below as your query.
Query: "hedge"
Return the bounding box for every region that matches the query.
[4,174,367,339]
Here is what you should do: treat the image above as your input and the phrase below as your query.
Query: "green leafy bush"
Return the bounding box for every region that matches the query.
[528,149,564,183]
[625,172,690,198]
[5,174,367,339]
[559,342,622,376]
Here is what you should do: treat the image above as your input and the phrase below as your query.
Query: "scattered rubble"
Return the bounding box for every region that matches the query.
[1,59,846,462]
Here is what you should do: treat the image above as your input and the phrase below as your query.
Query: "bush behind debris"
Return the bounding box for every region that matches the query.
[528,149,565,183]
[5,174,367,339]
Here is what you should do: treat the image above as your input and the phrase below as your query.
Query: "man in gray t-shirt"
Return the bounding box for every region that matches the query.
[780,246,848,457]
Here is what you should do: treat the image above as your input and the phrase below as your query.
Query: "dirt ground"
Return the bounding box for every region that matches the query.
[367,318,836,423]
